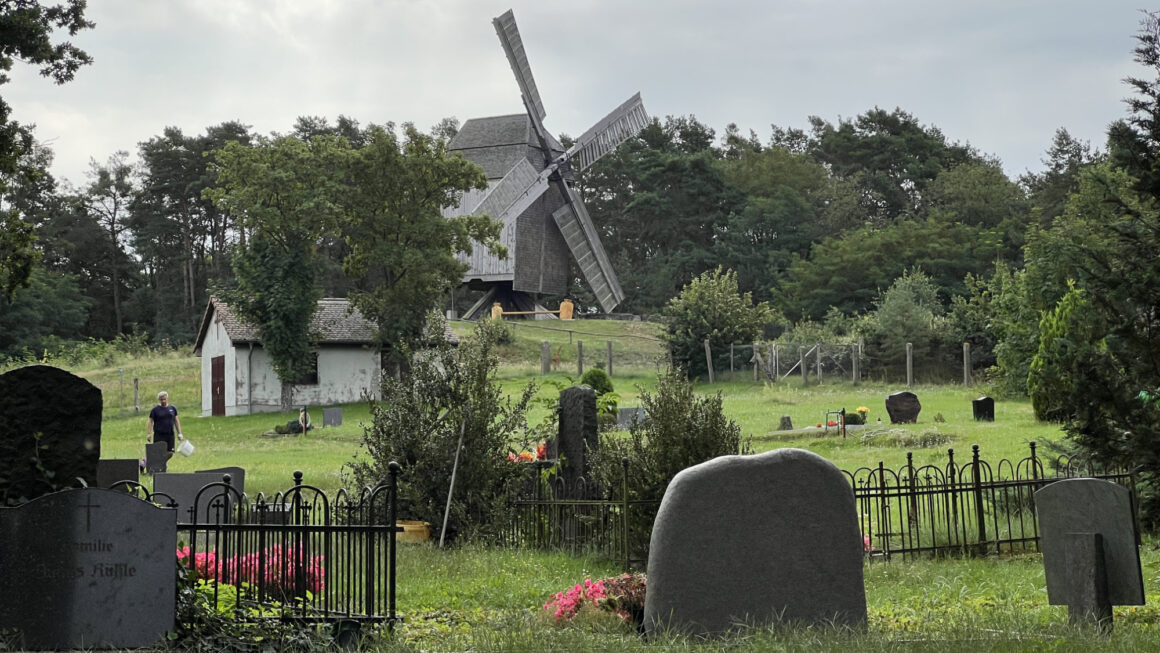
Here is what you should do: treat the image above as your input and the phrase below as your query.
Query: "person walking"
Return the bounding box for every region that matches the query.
[147,391,183,459]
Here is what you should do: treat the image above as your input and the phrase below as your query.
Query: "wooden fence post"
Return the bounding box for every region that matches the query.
[799,346,807,386]
[577,341,584,377]
[606,341,613,377]
[852,343,860,384]
[730,343,735,373]
[134,378,140,412]
[772,343,778,381]
[704,340,715,383]
[963,342,971,386]
[752,342,759,382]
[541,341,551,375]
[906,342,913,387]
[816,343,823,384]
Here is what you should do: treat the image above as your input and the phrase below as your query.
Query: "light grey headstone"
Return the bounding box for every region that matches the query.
[644,448,866,636]
[617,406,645,430]
[1036,478,1143,607]
[97,459,140,489]
[557,386,598,486]
[154,472,238,524]
[323,407,343,427]
[144,442,169,474]
[0,488,176,650]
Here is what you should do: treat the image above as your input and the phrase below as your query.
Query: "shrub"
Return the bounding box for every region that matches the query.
[580,368,614,396]
[343,317,536,542]
[590,367,751,557]
[662,267,776,379]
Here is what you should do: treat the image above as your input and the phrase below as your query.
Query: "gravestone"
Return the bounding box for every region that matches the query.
[1036,478,1144,628]
[885,391,921,424]
[972,396,995,422]
[778,415,793,430]
[96,459,140,489]
[557,385,598,487]
[644,448,866,636]
[196,466,246,497]
[0,488,176,649]
[323,407,343,427]
[144,441,169,474]
[617,406,646,430]
[154,471,240,524]
[0,365,102,504]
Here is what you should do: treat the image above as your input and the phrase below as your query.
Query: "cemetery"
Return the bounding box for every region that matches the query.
[6,4,1160,652]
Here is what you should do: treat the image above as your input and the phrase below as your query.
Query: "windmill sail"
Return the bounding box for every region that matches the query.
[472,158,549,223]
[567,93,649,171]
[552,184,625,313]
[493,10,547,123]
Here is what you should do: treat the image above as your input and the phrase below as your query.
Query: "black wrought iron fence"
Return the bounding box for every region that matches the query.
[849,443,1136,560]
[113,465,402,627]
[502,444,1137,566]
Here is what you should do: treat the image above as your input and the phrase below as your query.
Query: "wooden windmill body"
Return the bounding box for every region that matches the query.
[446,10,648,318]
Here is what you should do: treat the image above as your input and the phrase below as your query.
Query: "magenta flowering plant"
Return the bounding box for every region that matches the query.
[543,572,647,624]
[178,544,325,598]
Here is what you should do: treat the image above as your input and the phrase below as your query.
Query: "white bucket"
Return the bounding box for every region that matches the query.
[177,439,195,457]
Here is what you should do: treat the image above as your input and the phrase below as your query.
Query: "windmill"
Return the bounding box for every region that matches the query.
[446,9,649,318]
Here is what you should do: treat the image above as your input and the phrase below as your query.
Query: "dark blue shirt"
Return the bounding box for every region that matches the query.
[149,404,178,435]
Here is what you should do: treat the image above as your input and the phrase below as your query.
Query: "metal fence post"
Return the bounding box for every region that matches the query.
[622,457,630,573]
[971,445,987,553]
[388,461,400,629]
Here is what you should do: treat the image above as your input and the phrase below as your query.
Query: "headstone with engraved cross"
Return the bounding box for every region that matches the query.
[0,487,176,649]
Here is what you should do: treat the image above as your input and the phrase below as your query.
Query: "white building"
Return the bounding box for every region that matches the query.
[192,297,384,417]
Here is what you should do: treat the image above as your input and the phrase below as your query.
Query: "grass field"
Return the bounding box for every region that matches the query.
[24,317,1065,496]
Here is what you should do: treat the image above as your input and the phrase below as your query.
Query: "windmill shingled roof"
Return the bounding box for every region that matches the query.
[194,297,459,354]
[450,114,564,179]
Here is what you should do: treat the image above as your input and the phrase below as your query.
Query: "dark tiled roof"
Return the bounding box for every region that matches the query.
[450,114,563,179]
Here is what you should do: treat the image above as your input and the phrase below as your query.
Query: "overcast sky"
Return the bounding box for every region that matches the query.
[3,1,1148,187]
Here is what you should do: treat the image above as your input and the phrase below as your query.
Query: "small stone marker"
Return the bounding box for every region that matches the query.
[0,488,176,649]
[885,391,921,424]
[972,396,995,421]
[778,415,793,430]
[154,471,239,523]
[323,406,343,427]
[616,406,645,430]
[644,448,866,636]
[1036,478,1144,629]
[96,459,140,489]
[0,365,102,504]
[557,386,598,486]
[144,441,169,473]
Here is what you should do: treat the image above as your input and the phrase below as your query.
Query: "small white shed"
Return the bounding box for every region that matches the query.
[192,297,383,417]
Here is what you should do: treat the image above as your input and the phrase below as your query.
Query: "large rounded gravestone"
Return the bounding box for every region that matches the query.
[0,365,102,504]
[885,391,921,424]
[644,448,866,636]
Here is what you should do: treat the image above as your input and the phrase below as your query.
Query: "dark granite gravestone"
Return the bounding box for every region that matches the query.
[644,448,866,636]
[97,459,140,489]
[616,406,645,430]
[1036,478,1144,628]
[323,407,343,427]
[144,441,169,474]
[885,391,921,424]
[778,415,793,430]
[972,396,995,422]
[153,472,239,524]
[196,466,246,497]
[0,488,176,649]
[557,386,598,487]
[0,365,102,504]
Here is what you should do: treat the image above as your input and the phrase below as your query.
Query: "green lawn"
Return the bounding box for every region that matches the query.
[51,318,1064,496]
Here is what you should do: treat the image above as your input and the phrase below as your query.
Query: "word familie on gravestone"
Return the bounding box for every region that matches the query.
[0,365,102,505]
[644,448,867,636]
[972,396,995,422]
[0,488,176,649]
[1035,478,1144,629]
[557,385,598,488]
[885,391,921,424]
